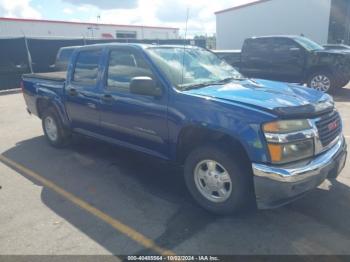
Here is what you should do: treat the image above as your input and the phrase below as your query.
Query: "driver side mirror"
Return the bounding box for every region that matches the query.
[130,77,162,97]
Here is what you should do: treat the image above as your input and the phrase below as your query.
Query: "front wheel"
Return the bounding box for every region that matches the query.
[184,145,254,214]
[307,71,334,93]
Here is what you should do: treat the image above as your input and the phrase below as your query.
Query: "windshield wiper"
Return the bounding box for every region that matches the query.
[180,81,219,91]
[217,76,245,83]
[180,76,245,91]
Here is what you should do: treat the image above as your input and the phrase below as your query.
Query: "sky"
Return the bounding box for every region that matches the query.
[0,0,257,36]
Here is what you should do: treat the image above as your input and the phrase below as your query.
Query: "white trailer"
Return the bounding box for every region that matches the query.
[215,0,333,49]
[0,17,179,40]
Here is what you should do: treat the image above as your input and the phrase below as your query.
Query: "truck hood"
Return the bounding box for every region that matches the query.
[184,79,333,117]
[314,49,350,55]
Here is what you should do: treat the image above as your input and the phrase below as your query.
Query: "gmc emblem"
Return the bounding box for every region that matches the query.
[328,121,338,131]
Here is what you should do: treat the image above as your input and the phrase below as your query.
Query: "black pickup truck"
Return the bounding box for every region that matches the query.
[213,36,350,93]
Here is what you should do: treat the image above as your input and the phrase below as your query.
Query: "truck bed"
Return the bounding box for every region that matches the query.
[22,71,66,116]
[23,71,66,82]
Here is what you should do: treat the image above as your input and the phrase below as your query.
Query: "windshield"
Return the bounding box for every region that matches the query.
[146,47,244,90]
[294,37,324,51]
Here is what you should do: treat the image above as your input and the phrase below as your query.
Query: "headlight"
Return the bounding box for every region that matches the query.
[263,120,312,134]
[263,120,314,164]
[267,139,314,164]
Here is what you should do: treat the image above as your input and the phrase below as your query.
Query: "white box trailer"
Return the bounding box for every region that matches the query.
[215,0,334,49]
[0,17,179,40]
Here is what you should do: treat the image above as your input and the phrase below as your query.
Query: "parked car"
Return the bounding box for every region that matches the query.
[323,44,350,51]
[50,46,81,71]
[22,44,347,214]
[216,36,350,93]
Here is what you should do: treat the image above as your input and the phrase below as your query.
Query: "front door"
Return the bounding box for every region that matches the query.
[98,47,169,159]
[240,38,274,79]
[267,38,305,83]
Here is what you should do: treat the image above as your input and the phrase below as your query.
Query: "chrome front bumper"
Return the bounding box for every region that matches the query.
[252,136,347,209]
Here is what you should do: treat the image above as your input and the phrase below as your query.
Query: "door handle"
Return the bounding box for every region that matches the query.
[86,102,96,109]
[101,94,114,103]
[68,88,78,96]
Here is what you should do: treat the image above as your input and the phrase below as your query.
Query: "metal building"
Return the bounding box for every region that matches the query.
[215,0,350,49]
[0,17,179,40]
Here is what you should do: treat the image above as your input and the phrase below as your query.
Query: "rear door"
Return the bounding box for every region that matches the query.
[240,38,273,79]
[98,47,169,159]
[64,48,102,132]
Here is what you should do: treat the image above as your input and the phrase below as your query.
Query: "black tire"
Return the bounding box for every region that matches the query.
[307,71,335,93]
[184,144,254,215]
[42,107,71,148]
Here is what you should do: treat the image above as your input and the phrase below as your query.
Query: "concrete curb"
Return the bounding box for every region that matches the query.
[0,88,21,96]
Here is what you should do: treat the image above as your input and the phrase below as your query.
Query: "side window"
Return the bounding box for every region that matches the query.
[243,39,272,58]
[73,50,101,85]
[106,49,154,93]
[271,38,300,54]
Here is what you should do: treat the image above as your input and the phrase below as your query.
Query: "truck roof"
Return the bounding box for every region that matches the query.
[76,43,201,51]
[212,49,241,53]
[59,45,82,50]
[248,35,304,40]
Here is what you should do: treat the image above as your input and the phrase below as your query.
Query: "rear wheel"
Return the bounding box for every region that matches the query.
[184,145,254,214]
[42,108,71,147]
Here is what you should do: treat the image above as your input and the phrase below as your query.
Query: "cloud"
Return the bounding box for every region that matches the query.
[155,1,202,23]
[144,0,256,36]
[77,5,90,12]
[63,7,73,14]
[62,0,138,10]
[94,0,226,36]
[0,0,256,38]
[0,0,42,18]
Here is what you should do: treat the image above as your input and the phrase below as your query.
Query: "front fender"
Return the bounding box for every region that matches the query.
[187,122,269,163]
[168,94,275,163]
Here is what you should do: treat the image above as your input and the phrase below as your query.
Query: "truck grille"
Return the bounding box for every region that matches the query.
[315,110,342,147]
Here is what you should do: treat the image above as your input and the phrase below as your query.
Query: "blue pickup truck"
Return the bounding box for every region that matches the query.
[22,44,347,214]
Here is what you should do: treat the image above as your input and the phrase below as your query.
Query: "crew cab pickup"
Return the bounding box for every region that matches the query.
[22,44,347,214]
[214,36,350,93]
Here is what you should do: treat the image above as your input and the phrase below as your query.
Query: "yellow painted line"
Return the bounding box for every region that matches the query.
[0,154,175,256]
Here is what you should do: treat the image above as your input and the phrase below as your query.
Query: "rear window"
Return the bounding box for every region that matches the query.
[243,38,273,57]
[58,49,75,63]
[72,50,101,85]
